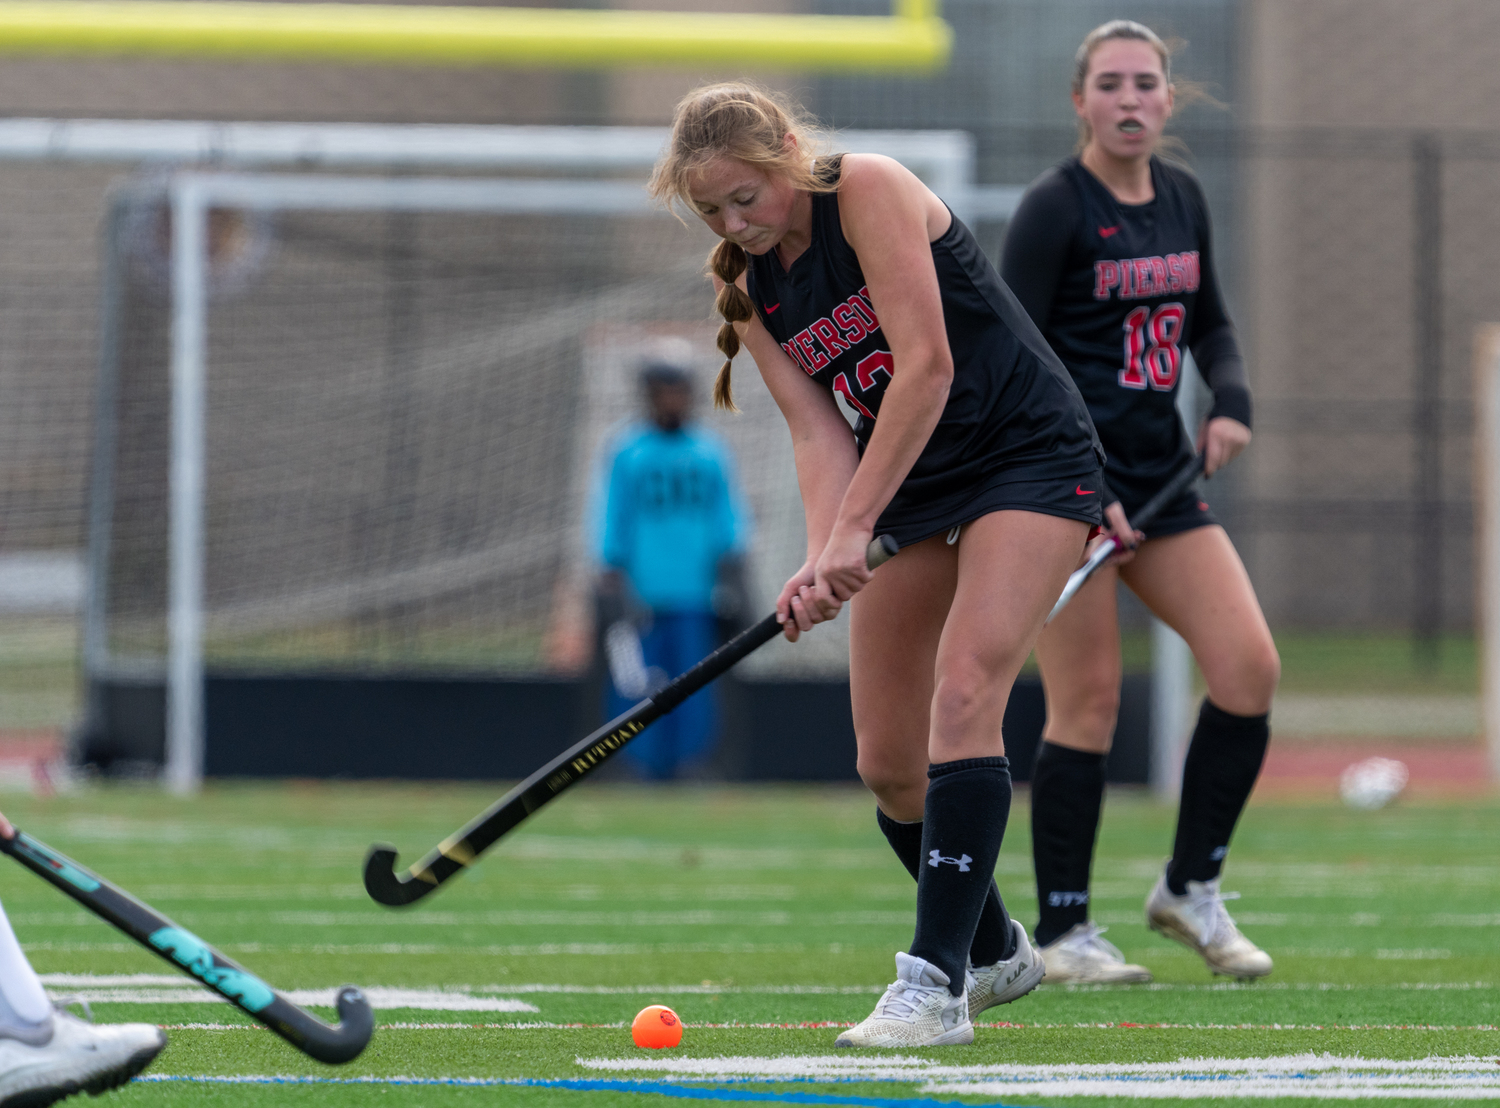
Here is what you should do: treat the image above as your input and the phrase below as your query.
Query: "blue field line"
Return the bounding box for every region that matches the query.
[139,1074,1040,1106]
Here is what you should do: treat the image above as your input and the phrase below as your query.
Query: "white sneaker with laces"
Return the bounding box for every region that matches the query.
[966,919,1046,1015]
[834,952,973,1048]
[1038,921,1152,984]
[1145,869,1273,979]
[0,1008,166,1108]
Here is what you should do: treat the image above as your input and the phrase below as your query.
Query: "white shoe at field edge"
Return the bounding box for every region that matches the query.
[1145,868,1273,979]
[1038,921,1153,984]
[834,952,973,1048]
[967,919,1046,1015]
[0,1009,166,1108]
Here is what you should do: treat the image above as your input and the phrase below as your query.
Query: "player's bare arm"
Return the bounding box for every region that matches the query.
[723,269,861,639]
[823,154,954,596]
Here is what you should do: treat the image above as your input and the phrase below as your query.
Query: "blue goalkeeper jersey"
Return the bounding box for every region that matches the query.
[593,422,750,613]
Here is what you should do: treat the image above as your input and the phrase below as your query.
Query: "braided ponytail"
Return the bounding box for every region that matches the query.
[709,238,751,412]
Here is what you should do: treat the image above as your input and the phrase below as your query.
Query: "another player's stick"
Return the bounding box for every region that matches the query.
[1046,452,1207,624]
[0,830,374,1064]
[604,619,657,701]
[365,534,901,907]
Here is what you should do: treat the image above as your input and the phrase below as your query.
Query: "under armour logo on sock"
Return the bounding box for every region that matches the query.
[1209,846,1228,862]
[928,850,972,872]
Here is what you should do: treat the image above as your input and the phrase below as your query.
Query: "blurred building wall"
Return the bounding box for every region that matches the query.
[1238,0,1500,631]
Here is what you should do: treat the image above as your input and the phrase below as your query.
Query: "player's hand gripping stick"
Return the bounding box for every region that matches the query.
[364,535,901,907]
[1046,453,1207,624]
[0,830,374,1063]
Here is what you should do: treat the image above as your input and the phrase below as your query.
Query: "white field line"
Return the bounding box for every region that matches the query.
[580,1053,1500,1080]
[41,983,536,1012]
[24,942,829,956]
[577,1052,1500,1097]
[34,969,1499,994]
[154,1020,1500,1032]
[40,975,882,995]
[16,906,1500,933]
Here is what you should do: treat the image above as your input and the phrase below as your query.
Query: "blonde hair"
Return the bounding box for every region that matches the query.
[1073,20,1213,155]
[648,83,835,411]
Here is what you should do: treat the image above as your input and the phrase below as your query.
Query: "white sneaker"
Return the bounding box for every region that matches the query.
[1145,869,1273,979]
[1038,921,1153,984]
[834,952,973,1048]
[966,919,1046,1015]
[0,1009,166,1107]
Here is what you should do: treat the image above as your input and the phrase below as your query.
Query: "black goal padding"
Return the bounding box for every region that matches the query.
[77,673,1150,784]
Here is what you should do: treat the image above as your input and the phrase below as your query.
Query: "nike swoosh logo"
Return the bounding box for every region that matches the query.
[764,303,780,314]
[1076,486,1095,495]
[1098,226,1120,238]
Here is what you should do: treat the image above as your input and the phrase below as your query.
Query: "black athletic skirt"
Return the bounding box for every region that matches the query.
[874,461,1105,550]
[1111,479,1218,542]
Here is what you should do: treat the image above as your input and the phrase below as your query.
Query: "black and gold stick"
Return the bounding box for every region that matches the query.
[364,534,900,907]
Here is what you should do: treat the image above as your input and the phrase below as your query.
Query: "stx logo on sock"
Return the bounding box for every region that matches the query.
[928,850,972,872]
[1047,891,1090,907]
[1209,846,1229,862]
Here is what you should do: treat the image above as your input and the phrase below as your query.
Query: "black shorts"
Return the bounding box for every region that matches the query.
[875,464,1106,550]
[1117,486,1218,541]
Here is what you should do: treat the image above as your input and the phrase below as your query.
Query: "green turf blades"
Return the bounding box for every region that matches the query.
[0,828,375,1064]
[5,784,1498,1104]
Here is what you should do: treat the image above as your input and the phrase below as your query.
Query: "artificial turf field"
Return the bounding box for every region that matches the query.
[0,781,1495,1105]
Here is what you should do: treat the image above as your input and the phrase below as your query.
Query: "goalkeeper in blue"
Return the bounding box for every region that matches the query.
[592,355,752,780]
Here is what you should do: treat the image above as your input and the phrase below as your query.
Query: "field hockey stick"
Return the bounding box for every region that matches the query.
[1046,452,1207,624]
[604,619,659,700]
[0,830,374,1064]
[364,534,901,908]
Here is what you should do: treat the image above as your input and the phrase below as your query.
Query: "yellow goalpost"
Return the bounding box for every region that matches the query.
[0,0,950,71]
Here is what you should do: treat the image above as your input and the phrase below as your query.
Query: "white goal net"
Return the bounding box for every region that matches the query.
[76,126,983,789]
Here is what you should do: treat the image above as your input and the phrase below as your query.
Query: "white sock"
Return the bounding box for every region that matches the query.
[0,898,52,1027]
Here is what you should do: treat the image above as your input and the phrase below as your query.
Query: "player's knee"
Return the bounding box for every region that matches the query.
[929,668,1001,748]
[854,750,925,817]
[1206,637,1280,716]
[1245,638,1281,708]
[1047,681,1119,748]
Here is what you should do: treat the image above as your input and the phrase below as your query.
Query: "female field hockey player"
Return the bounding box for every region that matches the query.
[1001,20,1280,984]
[650,84,1106,1046]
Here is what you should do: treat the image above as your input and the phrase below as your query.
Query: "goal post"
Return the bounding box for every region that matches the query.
[1475,324,1500,780]
[76,126,991,793]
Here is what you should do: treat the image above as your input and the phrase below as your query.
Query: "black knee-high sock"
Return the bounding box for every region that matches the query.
[909,757,1013,994]
[876,809,1016,967]
[1168,700,1271,895]
[1030,741,1107,948]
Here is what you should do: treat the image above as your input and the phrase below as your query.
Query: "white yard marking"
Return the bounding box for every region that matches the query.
[578,1052,1500,1098]
[148,1019,1499,1032]
[39,974,882,996]
[38,978,537,1012]
[24,941,825,956]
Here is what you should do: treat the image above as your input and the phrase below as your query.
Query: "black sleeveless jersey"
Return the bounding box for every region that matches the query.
[744,158,1103,547]
[1001,156,1245,510]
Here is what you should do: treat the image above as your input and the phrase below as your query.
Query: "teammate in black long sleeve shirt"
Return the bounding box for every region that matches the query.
[1001,19,1281,986]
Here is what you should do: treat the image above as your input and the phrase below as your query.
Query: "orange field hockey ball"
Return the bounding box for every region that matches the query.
[631,1004,683,1048]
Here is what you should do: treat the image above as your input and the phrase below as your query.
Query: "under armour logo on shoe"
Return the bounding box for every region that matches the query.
[928,850,972,872]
